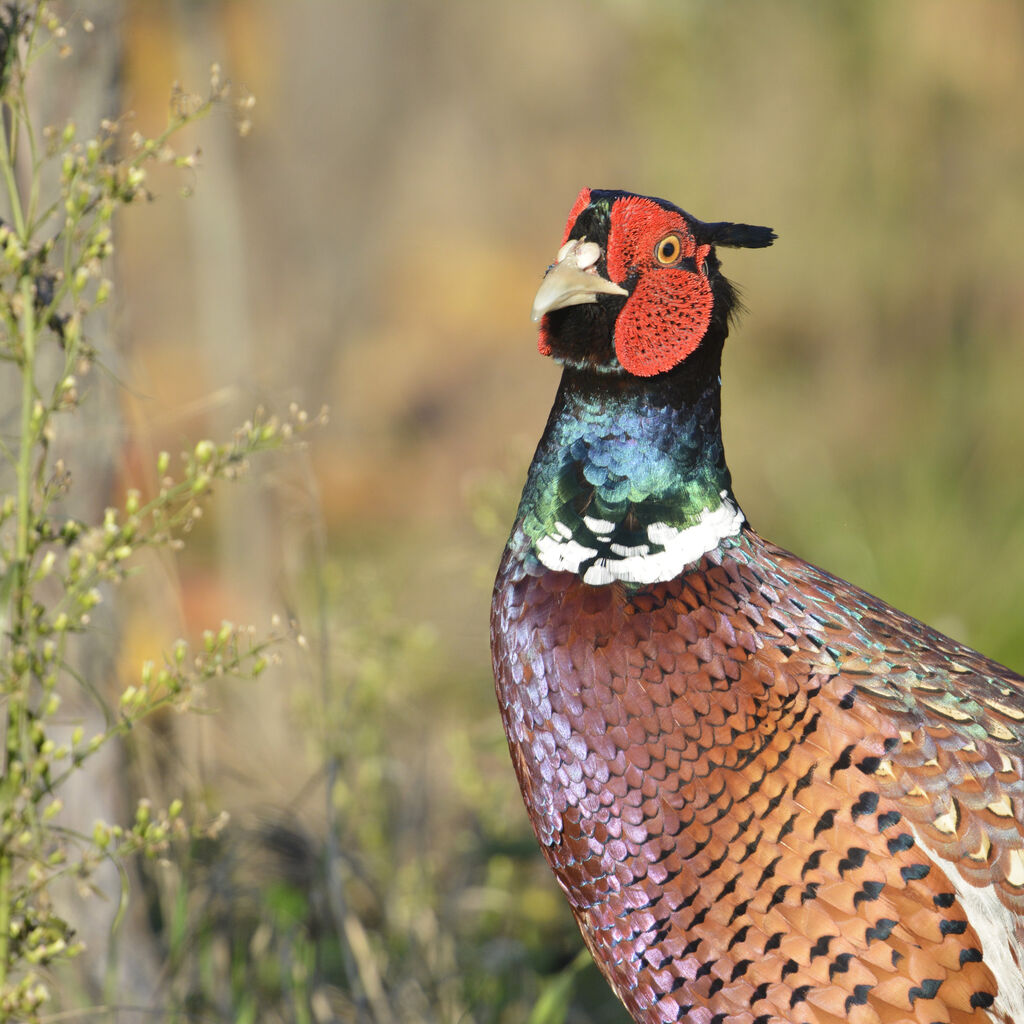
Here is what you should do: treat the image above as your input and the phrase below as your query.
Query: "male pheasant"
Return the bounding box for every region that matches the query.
[490,188,1024,1024]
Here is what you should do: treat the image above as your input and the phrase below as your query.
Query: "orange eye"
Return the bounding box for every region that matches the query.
[655,234,682,265]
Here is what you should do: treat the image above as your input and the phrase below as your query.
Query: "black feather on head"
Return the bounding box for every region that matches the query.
[697,221,776,249]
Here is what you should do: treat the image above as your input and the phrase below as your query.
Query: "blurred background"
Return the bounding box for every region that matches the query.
[43,1,1024,1021]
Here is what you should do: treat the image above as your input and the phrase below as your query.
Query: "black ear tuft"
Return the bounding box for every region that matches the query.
[699,221,776,250]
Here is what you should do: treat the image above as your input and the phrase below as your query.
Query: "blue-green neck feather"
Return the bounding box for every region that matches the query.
[516,365,739,571]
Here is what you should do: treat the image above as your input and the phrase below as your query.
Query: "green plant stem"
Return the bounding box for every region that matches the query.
[0,79,29,1004]
[0,108,26,239]
[0,268,37,1014]
[16,274,37,613]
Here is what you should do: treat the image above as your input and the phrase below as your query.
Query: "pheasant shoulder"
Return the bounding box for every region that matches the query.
[491,526,1024,1023]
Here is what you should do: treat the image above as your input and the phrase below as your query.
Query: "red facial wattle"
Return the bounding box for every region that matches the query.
[606,195,714,377]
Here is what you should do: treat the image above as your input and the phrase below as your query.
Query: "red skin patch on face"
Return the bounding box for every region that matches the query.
[538,188,594,355]
[537,318,553,355]
[607,196,713,377]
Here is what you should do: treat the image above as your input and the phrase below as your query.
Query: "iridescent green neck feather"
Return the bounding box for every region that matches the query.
[515,365,744,585]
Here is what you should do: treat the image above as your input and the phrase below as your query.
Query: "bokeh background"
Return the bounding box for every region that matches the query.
[46,1,1024,1021]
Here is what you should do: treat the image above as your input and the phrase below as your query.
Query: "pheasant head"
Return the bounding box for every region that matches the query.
[533,188,774,379]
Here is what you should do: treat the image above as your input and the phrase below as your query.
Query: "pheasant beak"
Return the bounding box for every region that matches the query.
[531,237,629,322]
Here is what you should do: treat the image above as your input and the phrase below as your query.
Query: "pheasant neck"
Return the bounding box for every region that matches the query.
[517,363,744,586]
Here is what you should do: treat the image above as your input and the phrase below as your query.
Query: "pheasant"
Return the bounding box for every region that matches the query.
[490,188,1024,1024]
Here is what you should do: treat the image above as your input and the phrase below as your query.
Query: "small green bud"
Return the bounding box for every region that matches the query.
[35,550,56,579]
[194,439,215,465]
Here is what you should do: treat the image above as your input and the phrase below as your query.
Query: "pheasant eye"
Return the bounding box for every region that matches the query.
[655,234,681,265]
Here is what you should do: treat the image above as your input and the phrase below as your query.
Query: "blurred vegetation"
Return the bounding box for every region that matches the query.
[0,5,314,1021]
[0,0,1020,1021]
